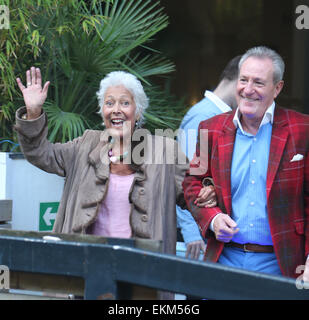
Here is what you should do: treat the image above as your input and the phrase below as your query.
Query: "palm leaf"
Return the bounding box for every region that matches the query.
[44,102,88,143]
[143,85,186,133]
[1,0,186,149]
[117,53,175,80]
[95,0,169,58]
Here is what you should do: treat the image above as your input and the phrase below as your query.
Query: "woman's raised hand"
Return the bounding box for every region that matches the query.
[16,67,50,120]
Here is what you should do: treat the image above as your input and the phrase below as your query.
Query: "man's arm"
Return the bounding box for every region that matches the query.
[303,149,309,281]
[177,110,212,241]
[176,206,206,259]
[182,120,239,242]
[182,122,222,238]
[305,149,309,257]
[15,107,86,177]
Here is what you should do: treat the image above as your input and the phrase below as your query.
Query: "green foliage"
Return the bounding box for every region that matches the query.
[0,0,186,150]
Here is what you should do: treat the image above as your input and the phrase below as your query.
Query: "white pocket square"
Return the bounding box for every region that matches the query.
[290,154,304,162]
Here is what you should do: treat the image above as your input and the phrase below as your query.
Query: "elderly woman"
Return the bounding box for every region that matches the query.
[15,67,215,257]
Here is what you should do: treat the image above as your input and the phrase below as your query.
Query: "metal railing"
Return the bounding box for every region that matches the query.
[0,229,308,300]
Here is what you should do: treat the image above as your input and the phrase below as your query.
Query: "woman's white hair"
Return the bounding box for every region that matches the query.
[96,71,149,128]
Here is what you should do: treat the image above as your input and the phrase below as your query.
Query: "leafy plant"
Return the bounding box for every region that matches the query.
[0,0,186,149]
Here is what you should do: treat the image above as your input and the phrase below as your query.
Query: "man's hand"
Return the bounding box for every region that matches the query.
[185,240,206,260]
[213,213,239,242]
[16,67,50,120]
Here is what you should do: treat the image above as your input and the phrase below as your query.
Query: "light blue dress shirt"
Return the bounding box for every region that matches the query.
[231,102,275,244]
[231,118,273,245]
[218,102,282,275]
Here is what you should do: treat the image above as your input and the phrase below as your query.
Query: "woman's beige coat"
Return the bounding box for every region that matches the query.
[15,107,189,255]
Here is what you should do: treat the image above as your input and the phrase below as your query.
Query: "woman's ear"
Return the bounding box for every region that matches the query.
[135,112,141,127]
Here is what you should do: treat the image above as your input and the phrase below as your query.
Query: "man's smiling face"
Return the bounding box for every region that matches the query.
[236,56,284,122]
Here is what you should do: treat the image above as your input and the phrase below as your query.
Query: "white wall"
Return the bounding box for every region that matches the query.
[0,152,64,231]
[0,153,7,199]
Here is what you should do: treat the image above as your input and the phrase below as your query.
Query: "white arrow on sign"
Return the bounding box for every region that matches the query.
[43,207,57,226]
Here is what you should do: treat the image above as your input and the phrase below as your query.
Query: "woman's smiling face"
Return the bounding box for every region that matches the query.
[102,85,138,138]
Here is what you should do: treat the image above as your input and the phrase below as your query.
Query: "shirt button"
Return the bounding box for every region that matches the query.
[253,138,257,141]
[141,214,148,222]
[250,202,255,206]
[139,188,145,195]
[250,223,254,227]
[251,180,255,184]
[252,159,256,163]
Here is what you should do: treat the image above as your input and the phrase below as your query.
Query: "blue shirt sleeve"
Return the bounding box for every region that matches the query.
[176,205,203,244]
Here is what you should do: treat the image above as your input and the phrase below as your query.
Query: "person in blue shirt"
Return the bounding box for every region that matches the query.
[177,55,242,260]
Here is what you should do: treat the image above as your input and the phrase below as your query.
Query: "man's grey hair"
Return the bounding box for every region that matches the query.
[96,71,149,128]
[239,46,285,84]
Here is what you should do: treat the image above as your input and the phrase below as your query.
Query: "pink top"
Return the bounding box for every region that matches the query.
[89,173,135,238]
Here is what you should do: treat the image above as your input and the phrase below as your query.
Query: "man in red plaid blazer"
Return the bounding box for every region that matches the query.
[183,46,309,280]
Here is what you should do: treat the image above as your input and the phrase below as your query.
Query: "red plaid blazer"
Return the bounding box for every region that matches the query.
[183,106,309,278]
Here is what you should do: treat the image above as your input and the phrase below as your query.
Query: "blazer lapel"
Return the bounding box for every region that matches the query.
[88,131,110,181]
[266,107,289,200]
[217,112,236,215]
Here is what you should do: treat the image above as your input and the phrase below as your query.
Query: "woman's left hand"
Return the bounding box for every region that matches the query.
[194,185,217,208]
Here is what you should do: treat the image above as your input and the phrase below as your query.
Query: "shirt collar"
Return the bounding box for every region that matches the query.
[233,101,276,134]
[204,90,232,113]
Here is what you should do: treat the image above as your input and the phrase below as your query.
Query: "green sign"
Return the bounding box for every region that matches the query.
[39,202,59,231]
